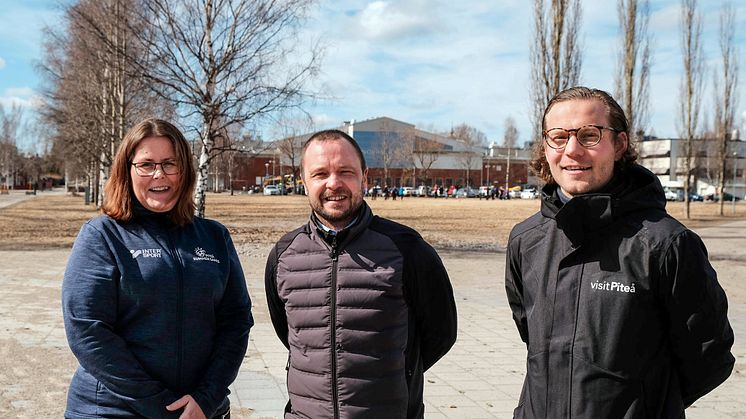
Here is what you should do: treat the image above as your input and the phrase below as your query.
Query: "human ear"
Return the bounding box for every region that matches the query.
[614,132,629,160]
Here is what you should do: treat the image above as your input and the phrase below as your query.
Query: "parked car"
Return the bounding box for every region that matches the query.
[705,192,741,202]
[688,193,704,202]
[263,185,280,195]
[415,185,429,197]
[508,186,522,199]
[401,186,415,196]
[478,186,491,197]
[664,188,682,201]
[520,187,539,199]
[455,187,478,198]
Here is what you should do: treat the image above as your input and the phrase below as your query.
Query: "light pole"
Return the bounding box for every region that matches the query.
[264,162,269,187]
[271,160,276,185]
[485,164,491,185]
[733,151,738,215]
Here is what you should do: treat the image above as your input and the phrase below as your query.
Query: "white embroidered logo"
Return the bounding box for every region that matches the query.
[590,280,636,293]
[130,248,162,259]
[193,247,220,263]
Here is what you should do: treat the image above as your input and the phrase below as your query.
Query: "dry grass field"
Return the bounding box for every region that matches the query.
[1,191,745,251]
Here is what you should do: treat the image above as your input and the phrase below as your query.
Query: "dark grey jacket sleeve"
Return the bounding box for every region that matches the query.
[265,244,290,349]
[62,223,180,418]
[660,230,735,406]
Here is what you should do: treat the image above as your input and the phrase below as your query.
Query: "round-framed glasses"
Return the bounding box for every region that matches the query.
[543,124,619,150]
[131,161,180,176]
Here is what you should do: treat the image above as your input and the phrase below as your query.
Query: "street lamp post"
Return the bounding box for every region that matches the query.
[272,160,276,185]
[505,148,511,194]
[264,162,269,187]
[485,164,491,185]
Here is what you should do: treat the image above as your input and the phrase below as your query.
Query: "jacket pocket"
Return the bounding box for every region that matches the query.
[516,350,547,418]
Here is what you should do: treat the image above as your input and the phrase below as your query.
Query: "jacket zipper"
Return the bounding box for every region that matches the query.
[329,236,340,419]
[167,231,185,387]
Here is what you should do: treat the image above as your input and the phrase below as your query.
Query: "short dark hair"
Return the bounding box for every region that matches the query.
[300,129,367,175]
[530,86,639,184]
[102,118,196,225]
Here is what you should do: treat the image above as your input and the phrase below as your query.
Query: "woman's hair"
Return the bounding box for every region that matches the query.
[102,118,196,225]
[530,86,639,184]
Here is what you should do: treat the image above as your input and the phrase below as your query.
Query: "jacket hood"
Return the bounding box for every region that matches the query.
[539,164,666,245]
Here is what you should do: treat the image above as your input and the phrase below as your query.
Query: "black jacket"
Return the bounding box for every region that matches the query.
[505,165,734,418]
[265,202,457,418]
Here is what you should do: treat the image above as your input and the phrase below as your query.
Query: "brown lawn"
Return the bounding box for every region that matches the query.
[1,192,745,251]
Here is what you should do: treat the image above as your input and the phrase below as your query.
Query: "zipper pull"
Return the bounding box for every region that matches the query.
[329,236,338,259]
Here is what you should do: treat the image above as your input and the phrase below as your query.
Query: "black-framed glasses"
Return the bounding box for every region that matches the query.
[543,124,619,150]
[131,160,180,176]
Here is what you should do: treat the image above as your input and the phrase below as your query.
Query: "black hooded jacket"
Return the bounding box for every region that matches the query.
[505,165,734,418]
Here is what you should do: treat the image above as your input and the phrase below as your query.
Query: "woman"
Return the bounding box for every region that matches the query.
[62,119,253,419]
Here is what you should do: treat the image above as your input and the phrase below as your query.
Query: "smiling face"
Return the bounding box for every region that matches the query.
[301,138,368,230]
[130,136,182,213]
[544,99,628,197]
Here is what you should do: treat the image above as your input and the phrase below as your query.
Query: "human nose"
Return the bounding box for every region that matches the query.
[151,163,166,178]
[326,172,342,188]
[562,133,584,156]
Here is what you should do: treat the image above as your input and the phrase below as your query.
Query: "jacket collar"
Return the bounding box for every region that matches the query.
[307,201,373,249]
[539,165,666,246]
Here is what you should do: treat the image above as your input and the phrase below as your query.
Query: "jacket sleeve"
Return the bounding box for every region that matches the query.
[660,230,735,406]
[191,230,254,418]
[505,236,529,344]
[265,244,290,349]
[62,223,180,418]
[406,239,457,371]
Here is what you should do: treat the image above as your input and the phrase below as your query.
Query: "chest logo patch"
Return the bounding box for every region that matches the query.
[590,280,636,293]
[193,247,220,263]
[130,248,162,259]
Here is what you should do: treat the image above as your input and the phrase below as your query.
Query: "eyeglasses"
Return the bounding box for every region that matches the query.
[543,124,619,150]
[131,160,180,176]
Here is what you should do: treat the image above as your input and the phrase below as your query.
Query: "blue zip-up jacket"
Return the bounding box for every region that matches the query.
[62,208,253,418]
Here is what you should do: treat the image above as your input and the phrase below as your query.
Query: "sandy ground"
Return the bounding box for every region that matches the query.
[1,190,745,417]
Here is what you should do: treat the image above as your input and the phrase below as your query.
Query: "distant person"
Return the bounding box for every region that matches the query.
[265,129,457,418]
[391,185,398,200]
[62,118,253,419]
[505,87,734,418]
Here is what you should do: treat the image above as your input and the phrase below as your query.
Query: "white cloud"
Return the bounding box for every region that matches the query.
[357,1,436,40]
[0,87,41,109]
[0,57,5,70]
[294,0,746,143]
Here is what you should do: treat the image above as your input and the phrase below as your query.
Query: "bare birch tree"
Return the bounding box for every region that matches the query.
[615,0,652,142]
[134,0,322,217]
[530,0,583,141]
[502,117,519,190]
[713,2,739,215]
[503,117,519,149]
[372,121,404,187]
[677,0,705,219]
[0,104,23,190]
[275,112,315,193]
[38,0,167,205]
[411,133,441,187]
[451,123,487,187]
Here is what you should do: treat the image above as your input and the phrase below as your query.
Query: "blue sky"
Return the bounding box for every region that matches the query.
[2,0,746,151]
